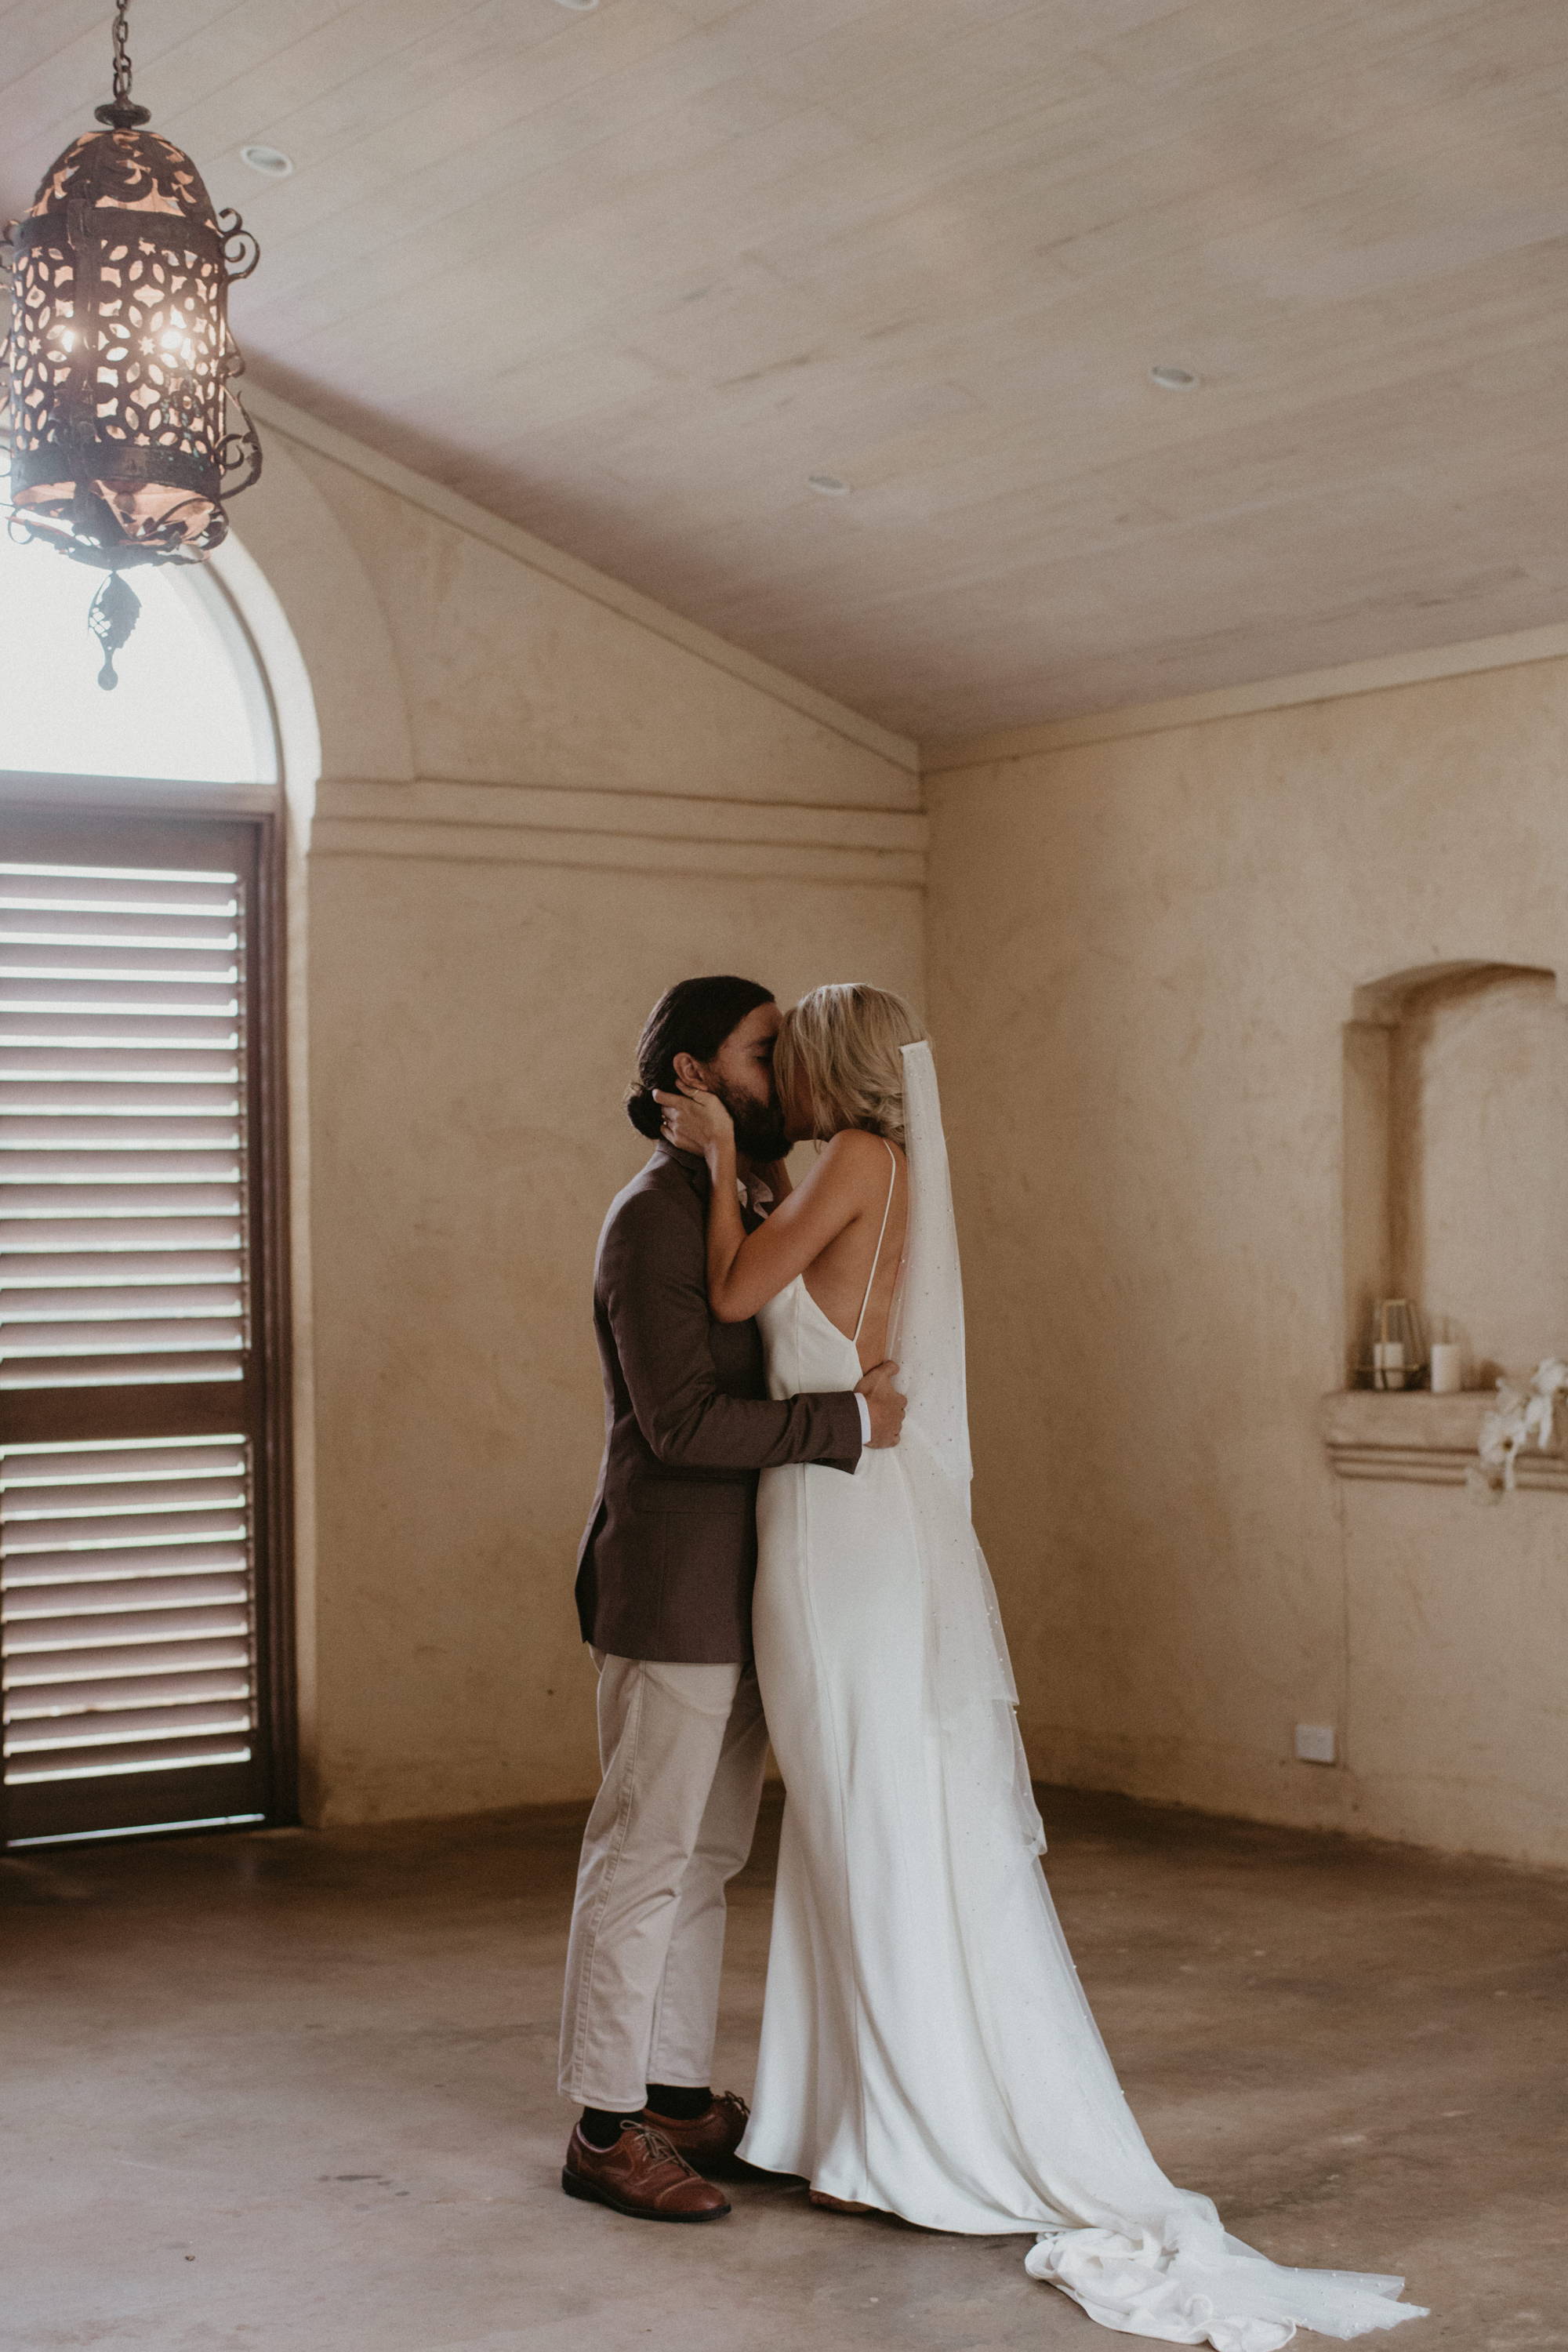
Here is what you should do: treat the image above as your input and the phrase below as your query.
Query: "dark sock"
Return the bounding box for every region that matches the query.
[644,2083,712,2122]
[579,2107,629,2151]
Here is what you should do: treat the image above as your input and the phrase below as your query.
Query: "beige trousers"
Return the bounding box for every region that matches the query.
[557,1651,768,2112]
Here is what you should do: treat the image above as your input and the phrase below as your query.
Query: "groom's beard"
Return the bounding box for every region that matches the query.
[715,1080,790,1165]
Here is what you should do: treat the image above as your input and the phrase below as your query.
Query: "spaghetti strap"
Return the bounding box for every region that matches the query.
[851,1139,899,1350]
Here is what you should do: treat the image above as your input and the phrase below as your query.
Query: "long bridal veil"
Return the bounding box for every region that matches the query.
[894,1040,1044,1857]
[891,1042,1424,2351]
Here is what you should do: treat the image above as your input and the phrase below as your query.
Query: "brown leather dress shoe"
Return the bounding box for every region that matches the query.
[561,2122,731,2223]
[637,2090,750,2173]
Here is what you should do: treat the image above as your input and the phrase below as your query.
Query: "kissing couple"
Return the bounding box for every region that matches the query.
[557,975,1425,2350]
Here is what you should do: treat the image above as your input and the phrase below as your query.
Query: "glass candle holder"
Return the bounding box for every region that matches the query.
[1359,1298,1428,1391]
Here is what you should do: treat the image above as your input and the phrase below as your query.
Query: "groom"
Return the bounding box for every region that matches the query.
[557,975,906,2222]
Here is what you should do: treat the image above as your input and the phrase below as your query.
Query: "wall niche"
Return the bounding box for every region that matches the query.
[1342,961,1568,1389]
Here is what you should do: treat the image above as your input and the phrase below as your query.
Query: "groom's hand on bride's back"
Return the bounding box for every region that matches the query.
[856,1360,906,1449]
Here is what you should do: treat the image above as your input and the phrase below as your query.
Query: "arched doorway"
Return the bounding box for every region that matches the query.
[0,535,295,1848]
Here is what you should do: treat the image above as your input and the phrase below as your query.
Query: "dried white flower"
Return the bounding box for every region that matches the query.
[1469,1357,1568,1499]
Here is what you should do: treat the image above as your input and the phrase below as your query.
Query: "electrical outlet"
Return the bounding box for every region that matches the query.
[1294,1722,1338,1766]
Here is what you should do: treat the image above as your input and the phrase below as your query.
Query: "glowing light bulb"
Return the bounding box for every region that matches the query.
[150,318,196,367]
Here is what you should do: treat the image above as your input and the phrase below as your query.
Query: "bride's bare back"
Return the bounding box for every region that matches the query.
[798,1131,907,1371]
[666,1092,909,1379]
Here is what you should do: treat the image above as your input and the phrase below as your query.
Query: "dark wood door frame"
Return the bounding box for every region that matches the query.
[0,800,296,1845]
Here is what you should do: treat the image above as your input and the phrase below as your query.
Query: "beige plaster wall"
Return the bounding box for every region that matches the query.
[925,660,1568,1869]
[246,421,924,1827]
[287,437,915,811]
[306,855,921,1822]
[242,392,1563,1864]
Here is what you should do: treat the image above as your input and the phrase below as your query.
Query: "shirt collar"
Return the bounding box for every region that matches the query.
[652,1142,771,1218]
[654,1140,709,1195]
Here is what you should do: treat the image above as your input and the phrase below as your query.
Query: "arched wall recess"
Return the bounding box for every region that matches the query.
[1328,960,1568,1491]
[1343,960,1568,1380]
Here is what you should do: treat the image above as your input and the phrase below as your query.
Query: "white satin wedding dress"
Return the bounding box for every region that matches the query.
[736,1044,1424,2352]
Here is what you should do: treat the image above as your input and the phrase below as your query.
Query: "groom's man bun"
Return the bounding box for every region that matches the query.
[626,975,776,1138]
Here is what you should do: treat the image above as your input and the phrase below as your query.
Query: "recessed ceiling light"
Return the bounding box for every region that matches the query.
[553,0,600,10]
[241,143,294,178]
[807,474,851,496]
[1149,364,1200,390]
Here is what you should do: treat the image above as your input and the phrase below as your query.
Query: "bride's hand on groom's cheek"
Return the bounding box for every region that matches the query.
[652,1086,731,1157]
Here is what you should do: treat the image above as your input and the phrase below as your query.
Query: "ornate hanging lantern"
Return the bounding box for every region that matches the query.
[1,1,262,687]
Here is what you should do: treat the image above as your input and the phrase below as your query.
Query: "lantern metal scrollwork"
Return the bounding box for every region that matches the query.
[1,1,263,686]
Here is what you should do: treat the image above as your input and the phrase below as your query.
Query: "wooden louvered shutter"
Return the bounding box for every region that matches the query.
[0,807,291,1846]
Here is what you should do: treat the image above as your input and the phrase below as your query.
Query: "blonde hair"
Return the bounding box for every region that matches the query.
[775,984,926,1145]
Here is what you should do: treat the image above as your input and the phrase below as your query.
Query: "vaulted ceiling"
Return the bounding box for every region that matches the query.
[5,1,1568,740]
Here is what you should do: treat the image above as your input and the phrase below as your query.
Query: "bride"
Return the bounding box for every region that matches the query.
[655,983,1425,2351]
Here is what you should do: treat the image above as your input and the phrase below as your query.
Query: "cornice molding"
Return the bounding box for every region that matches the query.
[310,775,926,890]
[922,620,1568,776]
[245,386,918,779]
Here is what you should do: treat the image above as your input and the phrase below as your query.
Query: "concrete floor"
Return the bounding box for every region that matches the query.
[2,1788,1564,2352]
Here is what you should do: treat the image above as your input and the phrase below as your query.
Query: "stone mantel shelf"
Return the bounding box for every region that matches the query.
[1320,1390,1568,1490]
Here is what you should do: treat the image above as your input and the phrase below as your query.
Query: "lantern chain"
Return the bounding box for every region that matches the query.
[95,1,150,131]
[111,2,134,106]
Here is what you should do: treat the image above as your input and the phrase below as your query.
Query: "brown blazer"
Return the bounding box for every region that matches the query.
[575,1144,862,1663]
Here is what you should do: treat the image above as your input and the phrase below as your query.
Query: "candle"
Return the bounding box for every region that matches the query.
[1373,1340,1406,1391]
[1430,1341,1463,1394]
